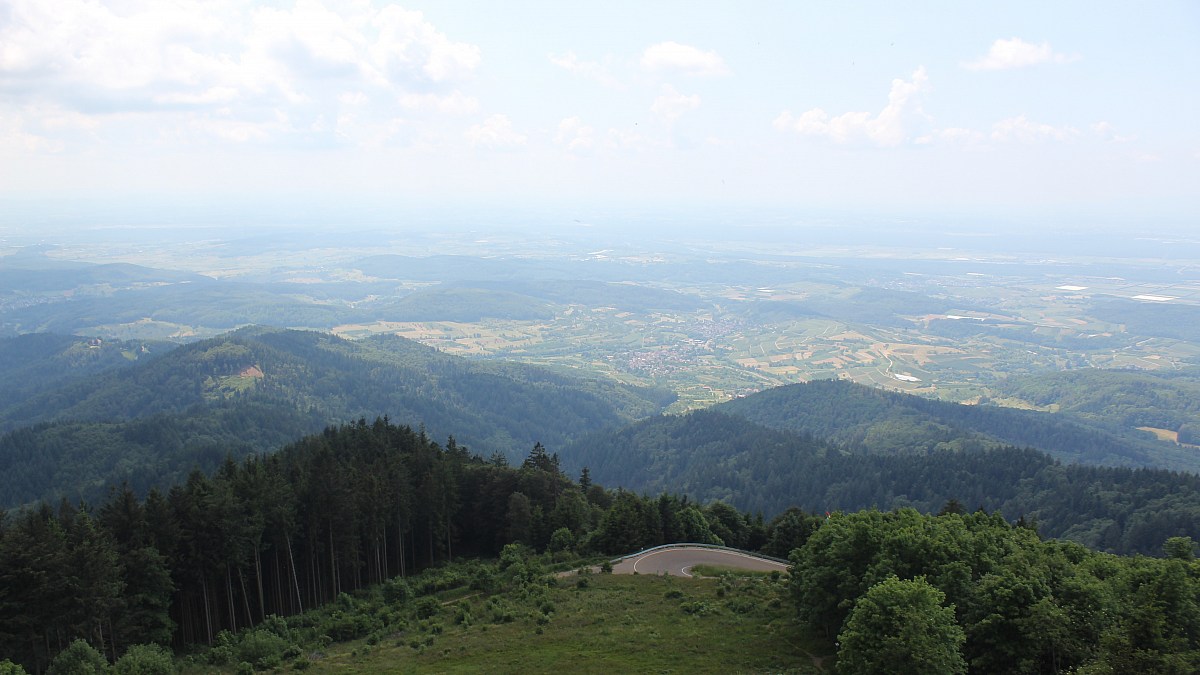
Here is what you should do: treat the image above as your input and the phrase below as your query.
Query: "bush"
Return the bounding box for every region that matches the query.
[237,629,290,671]
[414,596,441,620]
[382,578,411,604]
[548,527,575,553]
[0,661,28,675]
[48,639,108,675]
[725,597,757,614]
[469,565,496,592]
[680,601,717,616]
[206,630,236,665]
[499,543,529,569]
[114,644,176,674]
[321,610,379,642]
[259,614,292,640]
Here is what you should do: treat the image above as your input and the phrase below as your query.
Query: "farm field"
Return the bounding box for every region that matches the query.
[331,270,1200,411]
[9,230,1200,412]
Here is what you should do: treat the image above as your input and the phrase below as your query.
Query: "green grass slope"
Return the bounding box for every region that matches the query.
[303,573,814,675]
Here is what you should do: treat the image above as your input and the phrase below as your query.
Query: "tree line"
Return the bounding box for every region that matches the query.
[0,417,813,673]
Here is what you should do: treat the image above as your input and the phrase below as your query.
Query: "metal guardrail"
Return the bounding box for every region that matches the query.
[610,542,791,566]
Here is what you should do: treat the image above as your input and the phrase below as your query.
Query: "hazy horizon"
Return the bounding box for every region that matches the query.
[2,1,1197,239]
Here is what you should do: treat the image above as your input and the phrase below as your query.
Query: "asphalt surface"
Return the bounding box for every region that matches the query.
[611,547,789,577]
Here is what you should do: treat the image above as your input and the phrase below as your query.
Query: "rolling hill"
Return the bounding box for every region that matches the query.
[716,378,1200,471]
[565,407,1200,555]
[0,326,672,508]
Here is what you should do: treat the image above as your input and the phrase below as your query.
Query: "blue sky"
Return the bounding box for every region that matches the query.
[1,1,1196,231]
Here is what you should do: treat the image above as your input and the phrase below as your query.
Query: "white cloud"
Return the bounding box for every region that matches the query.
[964,38,1077,71]
[1090,121,1136,143]
[35,105,102,132]
[991,115,1078,142]
[465,114,526,149]
[185,108,295,144]
[0,0,482,147]
[651,86,701,124]
[0,112,64,153]
[605,127,649,151]
[641,41,729,76]
[548,52,623,89]
[399,91,479,115]
[774,68,930,147]
[371,5,481,83]
[555,117,596,153]
[933,127,986,147]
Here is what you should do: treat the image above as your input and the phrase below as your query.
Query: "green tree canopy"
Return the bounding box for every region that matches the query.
[47,639,108,675]
[836,576,965,675]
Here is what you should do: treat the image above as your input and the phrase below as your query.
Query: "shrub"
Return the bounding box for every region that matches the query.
[680,601,717,616]
[48,639,108,675]
[414,596,441,620]
[321,610,379,642]
[114,644,176,674]
[236,629,289,670]
[725,597,756,614]
[548,527,575,553]
[499,543,528,569]
[469,565,496,592]
[382,578,411,604]
[259,614,291,640]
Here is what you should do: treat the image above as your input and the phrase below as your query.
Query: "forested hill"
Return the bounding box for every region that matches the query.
[0,333,166,415]
[567,408,1200,556]
[716,378,1200,472]
[0,327,672,508]
[996,368,1200,435]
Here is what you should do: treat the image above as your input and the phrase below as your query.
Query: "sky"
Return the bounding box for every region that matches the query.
[0,1,1197,233]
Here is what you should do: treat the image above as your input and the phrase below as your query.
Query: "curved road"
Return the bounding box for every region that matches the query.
[611,547,789,577]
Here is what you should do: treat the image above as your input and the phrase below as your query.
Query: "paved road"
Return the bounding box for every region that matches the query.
[611,547,789,577]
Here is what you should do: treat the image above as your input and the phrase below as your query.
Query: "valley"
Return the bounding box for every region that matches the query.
[5,229,1200,416]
